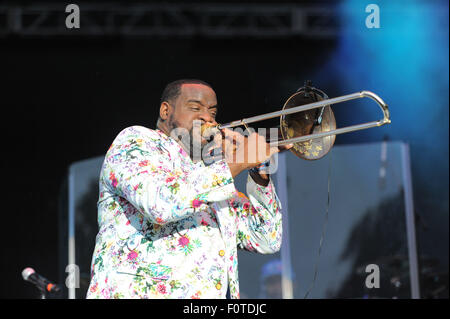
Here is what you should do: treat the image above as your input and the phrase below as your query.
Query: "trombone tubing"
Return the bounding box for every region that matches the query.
[218,91,391,146]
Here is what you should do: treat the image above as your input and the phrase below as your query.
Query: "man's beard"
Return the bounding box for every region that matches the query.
[167,117,218,163]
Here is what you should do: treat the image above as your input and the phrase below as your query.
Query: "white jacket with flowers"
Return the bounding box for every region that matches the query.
[86,126,283,299]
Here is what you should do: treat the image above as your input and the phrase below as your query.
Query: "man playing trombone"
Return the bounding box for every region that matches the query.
[87,79,292,299]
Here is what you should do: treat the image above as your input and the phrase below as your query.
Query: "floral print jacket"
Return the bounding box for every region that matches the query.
[86,126,283,299]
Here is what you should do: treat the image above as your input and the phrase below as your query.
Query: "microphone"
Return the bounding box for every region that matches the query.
[22,267,61,293]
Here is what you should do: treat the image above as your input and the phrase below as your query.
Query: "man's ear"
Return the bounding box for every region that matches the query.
[159,101,171,121]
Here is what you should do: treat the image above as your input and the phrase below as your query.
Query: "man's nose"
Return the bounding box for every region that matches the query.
[198,110,216,125]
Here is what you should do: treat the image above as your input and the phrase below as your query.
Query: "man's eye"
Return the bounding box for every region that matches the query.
[190,107,200,111]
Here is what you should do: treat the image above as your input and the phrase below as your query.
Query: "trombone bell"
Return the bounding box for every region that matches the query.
[280,84,336,160]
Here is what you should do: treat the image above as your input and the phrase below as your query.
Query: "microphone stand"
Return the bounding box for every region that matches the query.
[37,286,48,299]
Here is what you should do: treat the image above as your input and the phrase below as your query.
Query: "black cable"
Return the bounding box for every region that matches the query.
[304,149,332,299]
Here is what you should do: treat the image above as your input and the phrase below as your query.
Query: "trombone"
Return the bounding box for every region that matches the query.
[216,82,390,160]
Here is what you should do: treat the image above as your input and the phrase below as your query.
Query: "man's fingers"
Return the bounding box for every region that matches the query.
[221,128,292,165]
[221,128,244,138]
[269,146,281,157]
[278,143,294,152]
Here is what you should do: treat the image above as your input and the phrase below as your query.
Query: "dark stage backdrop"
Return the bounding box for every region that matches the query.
[1,14,448,298]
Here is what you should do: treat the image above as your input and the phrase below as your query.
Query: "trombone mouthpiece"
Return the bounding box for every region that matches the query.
[200,123,218,135]
[201,123,221,142]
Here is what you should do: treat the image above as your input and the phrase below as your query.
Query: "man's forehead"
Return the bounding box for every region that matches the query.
[180,84,216,100]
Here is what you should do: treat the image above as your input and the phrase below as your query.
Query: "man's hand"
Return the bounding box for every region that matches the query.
[220,128,293,179]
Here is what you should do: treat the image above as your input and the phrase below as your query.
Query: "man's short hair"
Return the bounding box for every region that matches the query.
[155,79,213,128]
[160,79,213,105]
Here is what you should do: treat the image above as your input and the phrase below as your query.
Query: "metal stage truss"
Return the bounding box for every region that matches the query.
[0,3,340,38]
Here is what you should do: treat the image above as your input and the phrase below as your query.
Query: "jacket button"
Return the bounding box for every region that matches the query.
[219,250,225,257]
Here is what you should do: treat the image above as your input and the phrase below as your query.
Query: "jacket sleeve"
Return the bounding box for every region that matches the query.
[234,174,283,254]
[101,126,236,225]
